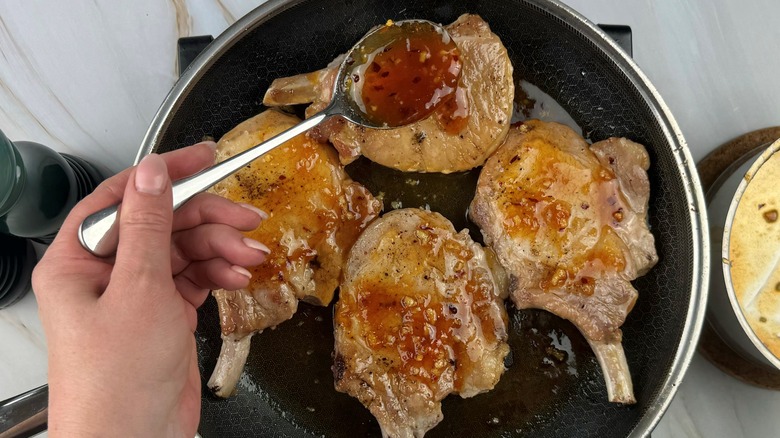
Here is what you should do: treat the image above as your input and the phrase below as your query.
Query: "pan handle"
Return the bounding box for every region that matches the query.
[0,384,48,438]
[597,24,633,57]
[178,35,214,76]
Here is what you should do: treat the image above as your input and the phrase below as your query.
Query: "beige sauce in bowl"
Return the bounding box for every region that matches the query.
[728,141,780,360]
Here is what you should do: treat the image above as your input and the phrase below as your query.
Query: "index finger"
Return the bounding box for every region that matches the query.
[49,141,217,258]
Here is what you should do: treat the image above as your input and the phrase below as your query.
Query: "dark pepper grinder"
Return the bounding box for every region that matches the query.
[0,129,108,243]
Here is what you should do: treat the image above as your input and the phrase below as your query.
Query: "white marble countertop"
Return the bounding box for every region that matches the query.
[2,0,780,437]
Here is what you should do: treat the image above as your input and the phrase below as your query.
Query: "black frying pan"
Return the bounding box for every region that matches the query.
[139,0,708,436]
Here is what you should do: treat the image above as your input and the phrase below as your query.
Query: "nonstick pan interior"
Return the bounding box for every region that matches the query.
[145,0,707,436]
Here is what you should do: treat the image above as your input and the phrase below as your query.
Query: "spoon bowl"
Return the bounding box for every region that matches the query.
[79,19,459,257]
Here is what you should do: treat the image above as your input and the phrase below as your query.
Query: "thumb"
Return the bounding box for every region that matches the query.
[113,154,174,288]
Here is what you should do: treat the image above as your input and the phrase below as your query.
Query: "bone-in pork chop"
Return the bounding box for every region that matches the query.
[262,14,514,173]
[206,109,381,397]
[469,120,658,404]
[334,209,509,437]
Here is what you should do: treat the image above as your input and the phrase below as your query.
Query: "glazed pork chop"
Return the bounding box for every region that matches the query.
[262,14,514,173]
[334,208,509,437]
[469,120,658,404]
[207,109,381,397]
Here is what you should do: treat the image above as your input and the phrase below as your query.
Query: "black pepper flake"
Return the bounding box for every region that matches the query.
[760,317,768,323]
[763,209,778,223]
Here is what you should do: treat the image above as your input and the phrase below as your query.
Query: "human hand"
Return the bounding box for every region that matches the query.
[32,142,268,437]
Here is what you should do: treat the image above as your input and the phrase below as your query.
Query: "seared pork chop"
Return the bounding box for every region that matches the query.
[334,209,509,437]
[469,120,658,404]
[207,109,381,397]
[263,14,514,173]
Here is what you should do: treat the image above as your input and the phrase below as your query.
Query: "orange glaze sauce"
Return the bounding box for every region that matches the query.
[434,87,469,134]
[335,225,499,391]
[224,133,368,309]
[228,138,331,283]
[355,22,462,127]
[351,282,460,386]
[333,184,379,254]
[497,137,626,297]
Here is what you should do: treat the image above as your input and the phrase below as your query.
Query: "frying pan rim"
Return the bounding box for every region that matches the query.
[136,0,710,436]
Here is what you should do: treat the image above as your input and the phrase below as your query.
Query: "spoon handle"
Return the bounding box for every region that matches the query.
[78,111,330,257]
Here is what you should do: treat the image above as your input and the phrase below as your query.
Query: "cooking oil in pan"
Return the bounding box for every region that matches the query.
[218,300,597,438]
[513,80,583,137]
[431,306,597,437]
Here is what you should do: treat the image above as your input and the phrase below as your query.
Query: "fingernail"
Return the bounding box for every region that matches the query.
[198,141,217,152]
[243,237,271,254]
[231,265,252,279]
[135,154,168,195]
[239,203,269,220]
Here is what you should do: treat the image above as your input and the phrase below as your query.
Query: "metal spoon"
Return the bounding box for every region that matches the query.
[78,19,459,257]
